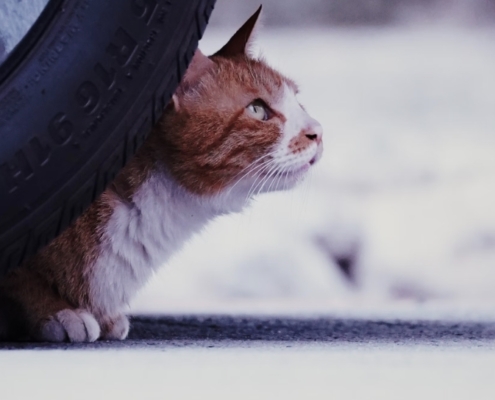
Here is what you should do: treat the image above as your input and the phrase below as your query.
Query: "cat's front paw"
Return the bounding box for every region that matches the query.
[32,309,100,343]
[100,314,130,341]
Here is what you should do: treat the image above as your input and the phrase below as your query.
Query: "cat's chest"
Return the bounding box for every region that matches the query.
[88,174,213,314]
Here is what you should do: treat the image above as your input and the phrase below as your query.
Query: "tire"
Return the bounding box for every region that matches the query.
[0,0,216,275]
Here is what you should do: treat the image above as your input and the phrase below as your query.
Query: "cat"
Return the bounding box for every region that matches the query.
[0,7,323,342]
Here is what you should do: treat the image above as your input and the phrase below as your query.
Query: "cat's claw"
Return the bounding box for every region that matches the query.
[33,309,100,343]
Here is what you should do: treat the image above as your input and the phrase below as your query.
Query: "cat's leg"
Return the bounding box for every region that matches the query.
[99,313,130,340]
[0,268,101,342]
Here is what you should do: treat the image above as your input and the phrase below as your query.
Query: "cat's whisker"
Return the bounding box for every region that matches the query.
[229,155,272,187]
[249,161,278,198]
[246,161,276,200]
[256,171,276,196]
[274,163,288,192]
[282,172,290,191]
[266,161,286,193]
[281,167,288,189]
[252,169,275,197]
[225,155,274,197]
[242,153,273,173]
[254,160,282,196]
[244,163,270,201]
[230,154,273,182]
[256,163,283,196]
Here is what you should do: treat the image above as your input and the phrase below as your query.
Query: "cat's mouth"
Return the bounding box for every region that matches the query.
[309,154,318,165]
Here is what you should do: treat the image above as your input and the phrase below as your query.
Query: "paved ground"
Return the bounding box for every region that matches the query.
[2,316,495,400]
[1,315,494,349]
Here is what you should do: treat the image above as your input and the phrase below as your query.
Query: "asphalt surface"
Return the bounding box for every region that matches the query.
[1,315,494,350]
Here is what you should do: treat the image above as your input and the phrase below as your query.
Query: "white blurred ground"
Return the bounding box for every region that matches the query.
[2,344,495,400]
[131,26,495,318]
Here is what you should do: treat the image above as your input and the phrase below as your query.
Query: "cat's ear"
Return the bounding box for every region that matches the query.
[172,48,214,110]
[214,5,262,58]
[182,48,215,88]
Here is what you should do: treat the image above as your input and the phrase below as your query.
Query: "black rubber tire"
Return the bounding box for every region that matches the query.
[0,0,216,275]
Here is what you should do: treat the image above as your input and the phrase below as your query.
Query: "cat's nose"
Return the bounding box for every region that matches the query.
[304,120,323,144]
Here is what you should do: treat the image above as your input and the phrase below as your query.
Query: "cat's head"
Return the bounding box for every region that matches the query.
[159,6,323,201]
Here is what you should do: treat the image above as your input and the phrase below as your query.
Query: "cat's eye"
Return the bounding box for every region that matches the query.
[247,100,269,121]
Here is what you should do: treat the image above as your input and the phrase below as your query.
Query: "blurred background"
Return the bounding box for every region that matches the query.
[209,0,495,26]
[131,0,495,318]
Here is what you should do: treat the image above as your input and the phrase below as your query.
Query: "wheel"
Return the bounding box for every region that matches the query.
[0,0,216,275]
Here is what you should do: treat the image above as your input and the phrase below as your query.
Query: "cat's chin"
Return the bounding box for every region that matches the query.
[258,163,311,193]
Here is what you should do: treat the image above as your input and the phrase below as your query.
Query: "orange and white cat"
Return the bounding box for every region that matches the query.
[0,7,323,342]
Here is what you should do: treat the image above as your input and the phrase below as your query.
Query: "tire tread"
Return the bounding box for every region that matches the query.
[0,0,216,274]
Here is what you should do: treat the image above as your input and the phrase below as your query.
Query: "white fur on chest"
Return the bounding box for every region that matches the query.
[89,172,225,316]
